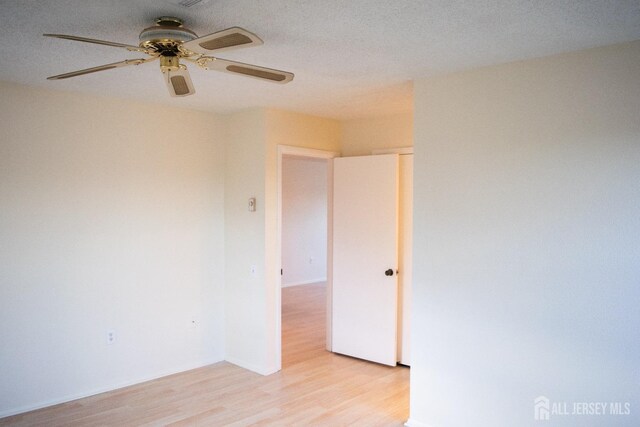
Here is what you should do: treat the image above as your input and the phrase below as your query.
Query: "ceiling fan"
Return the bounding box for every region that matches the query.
[44,16,294,97]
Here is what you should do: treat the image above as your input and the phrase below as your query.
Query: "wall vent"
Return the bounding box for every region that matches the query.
[166,0,210,8]
[177,0,208,7]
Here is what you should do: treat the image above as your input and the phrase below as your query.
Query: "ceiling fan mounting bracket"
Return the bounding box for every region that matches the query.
[155,16,184,27]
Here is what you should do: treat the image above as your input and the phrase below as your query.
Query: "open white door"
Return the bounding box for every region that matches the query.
[332,154,399,366]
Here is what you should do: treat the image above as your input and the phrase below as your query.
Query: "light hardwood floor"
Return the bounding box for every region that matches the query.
[1,282,409,426]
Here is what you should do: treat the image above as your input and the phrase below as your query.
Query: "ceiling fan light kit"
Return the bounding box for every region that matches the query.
[43,16,293,97]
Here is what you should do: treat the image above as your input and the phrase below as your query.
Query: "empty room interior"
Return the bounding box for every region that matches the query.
[1,1,639,426]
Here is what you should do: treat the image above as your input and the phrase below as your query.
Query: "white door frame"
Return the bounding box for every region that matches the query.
[276,145,339,369]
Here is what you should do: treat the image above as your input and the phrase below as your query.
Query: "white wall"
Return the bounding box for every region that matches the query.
[281,156,328,287]
[0,83,226,417]
[223,108,269,374]
[223,108,340,375]
[265,110,341,370]
[409,41,640,427]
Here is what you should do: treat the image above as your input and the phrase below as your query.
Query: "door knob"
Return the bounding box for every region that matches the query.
[385,269,394,276]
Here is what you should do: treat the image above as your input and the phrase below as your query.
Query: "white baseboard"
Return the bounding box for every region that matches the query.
[281,278,327,288]
[0,357,223,419]
[224,356,279,376]
[405,418,435,427]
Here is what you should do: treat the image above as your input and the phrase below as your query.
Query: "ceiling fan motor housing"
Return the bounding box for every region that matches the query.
[138,17,197,50]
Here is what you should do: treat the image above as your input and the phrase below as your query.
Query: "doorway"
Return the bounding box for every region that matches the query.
[276,145,338,369]
[281,155,329,366]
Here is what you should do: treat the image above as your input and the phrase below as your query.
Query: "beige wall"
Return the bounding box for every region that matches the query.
[409,41,640,426]
[0,83,226,416]
[341,113,413,156]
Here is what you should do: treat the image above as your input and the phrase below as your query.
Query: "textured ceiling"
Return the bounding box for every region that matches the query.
[1,0,639,119]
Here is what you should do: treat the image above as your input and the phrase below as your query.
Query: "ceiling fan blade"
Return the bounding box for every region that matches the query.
[181,27,263,55]
[47,57,156,80]
[196,57,294,84]
[164,67,196,97]
[43,34,150,53]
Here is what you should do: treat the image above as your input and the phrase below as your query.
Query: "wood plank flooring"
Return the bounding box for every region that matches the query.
[281,282,327,368]
[1,282,409,426]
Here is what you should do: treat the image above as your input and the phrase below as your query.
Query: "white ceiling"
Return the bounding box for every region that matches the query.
[1,0,639,119]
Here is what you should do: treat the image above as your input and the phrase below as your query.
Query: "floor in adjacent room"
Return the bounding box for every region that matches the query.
[1,282,409,426]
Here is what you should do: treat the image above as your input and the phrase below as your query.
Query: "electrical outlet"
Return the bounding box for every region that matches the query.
[107,330,116,345]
